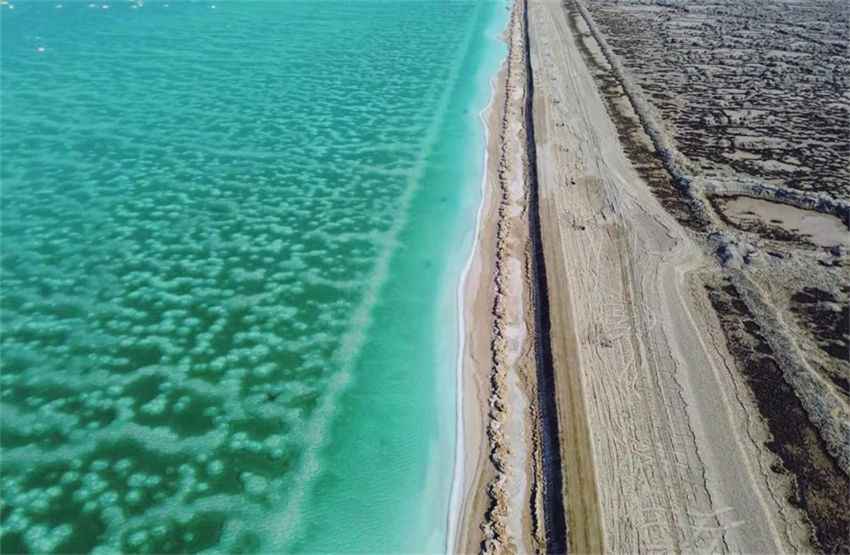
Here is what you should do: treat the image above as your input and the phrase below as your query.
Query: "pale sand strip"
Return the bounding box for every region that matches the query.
[526,0,811,552]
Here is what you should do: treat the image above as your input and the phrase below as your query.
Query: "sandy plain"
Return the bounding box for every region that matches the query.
[454,0,848,553]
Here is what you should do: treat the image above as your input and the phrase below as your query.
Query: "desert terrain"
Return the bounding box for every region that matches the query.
[457,0,849,552]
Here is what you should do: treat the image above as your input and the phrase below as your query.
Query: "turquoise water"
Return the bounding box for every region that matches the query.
[0,1,507,552]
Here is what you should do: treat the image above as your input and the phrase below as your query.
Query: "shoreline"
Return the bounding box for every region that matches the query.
[448,56,507,555]
[451,2,546,552]
[446,69,501,555]
[447,4,513,549]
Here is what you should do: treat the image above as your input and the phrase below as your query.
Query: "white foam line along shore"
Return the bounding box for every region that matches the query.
[446,66,503,554]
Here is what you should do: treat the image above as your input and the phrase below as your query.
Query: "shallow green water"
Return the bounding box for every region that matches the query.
[0,1,507,552]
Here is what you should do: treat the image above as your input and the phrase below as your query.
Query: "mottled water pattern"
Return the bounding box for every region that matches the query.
[0,1,506,552]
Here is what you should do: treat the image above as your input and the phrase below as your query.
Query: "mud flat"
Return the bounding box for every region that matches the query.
[712,195,850,249]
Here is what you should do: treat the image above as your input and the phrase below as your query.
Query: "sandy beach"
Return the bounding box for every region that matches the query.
[454,0,848,552]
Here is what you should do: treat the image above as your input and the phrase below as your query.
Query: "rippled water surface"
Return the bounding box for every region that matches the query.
[1,1,506,552]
